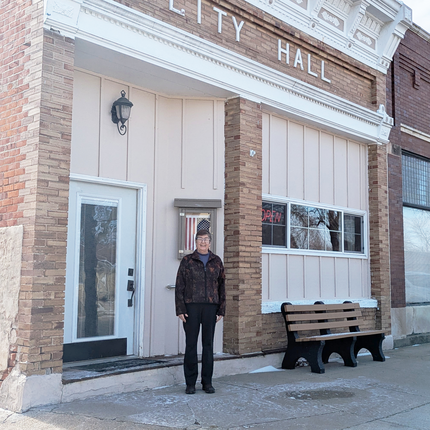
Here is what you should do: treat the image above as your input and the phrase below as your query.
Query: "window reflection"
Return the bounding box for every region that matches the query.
[77,202,117,338]
[403,206,430,304]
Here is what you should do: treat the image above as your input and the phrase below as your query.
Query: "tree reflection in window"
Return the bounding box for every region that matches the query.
[290,205,341,251]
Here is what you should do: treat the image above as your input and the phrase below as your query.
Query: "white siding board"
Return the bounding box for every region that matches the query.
[287,122,304,200]
[128,88,156,184]
[262,113,270,194]
[334,136,348,207]
[270,116,288,196]
[348,258,363,297]
[70,71,100,176]
[320,257,336,299]
[288,255,305,299]
[262,253,269,301]
[320,132,334,205]
[305,257,320,299]
[268,254,287,301]
[304,127,320,202]
[334,258,349,298]
[347,141,361,209]
[100,80,129,180]
[183,100,215,193]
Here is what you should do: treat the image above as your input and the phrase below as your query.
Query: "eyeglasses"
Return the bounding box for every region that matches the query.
[196,237,210,243]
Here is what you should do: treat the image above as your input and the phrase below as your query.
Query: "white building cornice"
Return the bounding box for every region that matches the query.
[246,0,412,73]
[44,0,393,144]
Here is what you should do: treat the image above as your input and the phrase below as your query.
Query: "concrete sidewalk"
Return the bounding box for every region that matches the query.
[1,343,430,430]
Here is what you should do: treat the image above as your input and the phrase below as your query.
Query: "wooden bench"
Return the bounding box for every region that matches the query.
[281,301,385,374]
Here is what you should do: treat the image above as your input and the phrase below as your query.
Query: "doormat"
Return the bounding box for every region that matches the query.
[72,358,164,373]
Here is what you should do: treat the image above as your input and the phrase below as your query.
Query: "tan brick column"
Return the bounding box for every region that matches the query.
[16,29,75,377]
[223,97,263,355]
[368,143,391,333]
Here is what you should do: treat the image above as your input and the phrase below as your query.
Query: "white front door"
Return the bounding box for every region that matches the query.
[64,179,143,361]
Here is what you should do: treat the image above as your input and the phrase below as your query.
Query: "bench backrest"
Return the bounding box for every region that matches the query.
[281,302,362,340]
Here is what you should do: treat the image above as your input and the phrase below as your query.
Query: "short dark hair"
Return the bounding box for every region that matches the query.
[196,229,211,241]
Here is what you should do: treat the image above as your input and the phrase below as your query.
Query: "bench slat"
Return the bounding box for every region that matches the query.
[284,303,359,313]
[286,310,362,322]
[288,319,363,331]
[295,329,385,342]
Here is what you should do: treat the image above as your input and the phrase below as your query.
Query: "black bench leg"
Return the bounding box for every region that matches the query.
[282,341,326,374]
[323,338,357,368]
[354,334,385,362]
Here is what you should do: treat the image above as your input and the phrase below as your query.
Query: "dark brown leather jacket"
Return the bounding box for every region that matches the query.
[175,250,226,316]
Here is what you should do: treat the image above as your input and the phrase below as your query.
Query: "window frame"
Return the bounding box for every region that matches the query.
[174,199,222,260]
[262,195,367,258]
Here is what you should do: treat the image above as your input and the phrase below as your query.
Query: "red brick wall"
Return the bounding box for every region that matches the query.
[368,143,391,332]
[387,29,430,309]
[1,0,74,382]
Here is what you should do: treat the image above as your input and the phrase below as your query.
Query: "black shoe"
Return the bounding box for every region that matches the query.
[185,385,196,394]
[202,384,215,394]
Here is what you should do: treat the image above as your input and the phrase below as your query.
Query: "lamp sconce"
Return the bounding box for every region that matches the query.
[111,90,133,135]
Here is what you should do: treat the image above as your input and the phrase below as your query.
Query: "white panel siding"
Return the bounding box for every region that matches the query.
[183,99,216,192]
[262,253,269,301]
[334,258,349,298]
[320,132,334,205]
[288,122,304,200]
[262,113,270,194]
[304,127,319,202]
[128,88,156,184]
[320,257,336,298]
[262,113,370,304]
[347,141,361,209]
[71,72,225,357]
[71,71,100,176]
[269,116,287,196]
[100,80,129,180]
[287,255,305,300]
[268,254,287,301]
[348,258,363,297]
[333,136,348,207]
[305,257,320,298]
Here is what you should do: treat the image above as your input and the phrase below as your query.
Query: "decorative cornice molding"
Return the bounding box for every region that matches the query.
[244,0,412,73]
[44,0,393,144]
[400,124,430,144]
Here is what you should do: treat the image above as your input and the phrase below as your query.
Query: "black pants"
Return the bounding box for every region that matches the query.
[183,303,218,387]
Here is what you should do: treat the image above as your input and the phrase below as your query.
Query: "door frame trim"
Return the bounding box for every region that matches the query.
[70,174,147,357]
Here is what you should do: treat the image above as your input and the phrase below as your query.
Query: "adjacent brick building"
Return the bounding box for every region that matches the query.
[387,25,430,346]
[1,0,411,411]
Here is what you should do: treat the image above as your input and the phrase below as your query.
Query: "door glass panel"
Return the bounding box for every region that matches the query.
[77,201,117,338]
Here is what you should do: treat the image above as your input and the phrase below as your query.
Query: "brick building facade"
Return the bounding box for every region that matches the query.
[387,26,430,346]
[1,0,411,411]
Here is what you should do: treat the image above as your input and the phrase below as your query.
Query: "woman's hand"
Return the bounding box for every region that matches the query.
[178,314,188,323]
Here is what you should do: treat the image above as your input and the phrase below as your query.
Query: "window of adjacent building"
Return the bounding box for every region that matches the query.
[402,152,430,304]
[262,200,364,255]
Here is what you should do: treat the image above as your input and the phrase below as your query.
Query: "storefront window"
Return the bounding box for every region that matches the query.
[403,207,430,304]
[402,152,430,304]
[262,200,364,254]
[262,202,286,246]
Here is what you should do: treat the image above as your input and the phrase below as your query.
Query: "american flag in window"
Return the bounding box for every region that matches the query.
[185,213,211,252]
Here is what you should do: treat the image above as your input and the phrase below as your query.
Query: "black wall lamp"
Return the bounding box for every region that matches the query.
[111,90,133,135]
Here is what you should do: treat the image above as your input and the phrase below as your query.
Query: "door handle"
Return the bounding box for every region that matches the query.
[127,277,135,307]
